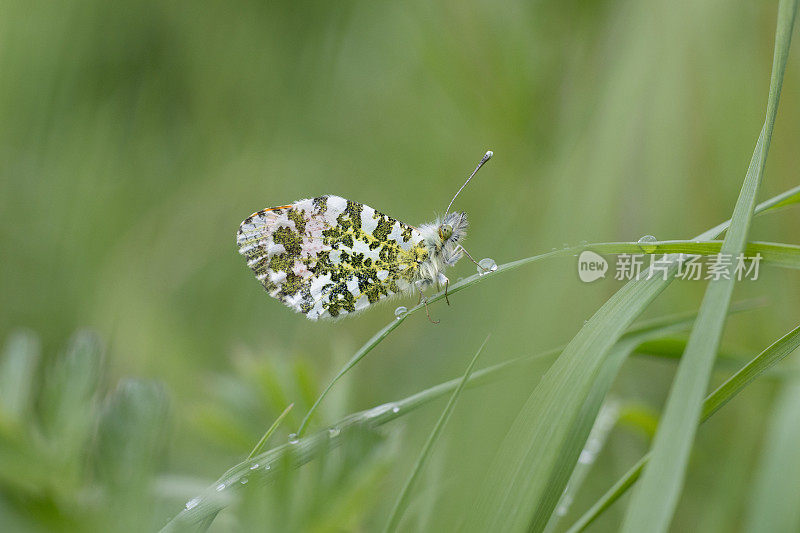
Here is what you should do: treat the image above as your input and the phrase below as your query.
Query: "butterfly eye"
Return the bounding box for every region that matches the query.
[438,224,453,241]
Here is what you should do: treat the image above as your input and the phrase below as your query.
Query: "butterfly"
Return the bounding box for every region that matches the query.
[237,151,493,322]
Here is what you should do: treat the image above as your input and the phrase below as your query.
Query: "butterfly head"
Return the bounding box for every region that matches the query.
[437,212,468,244]
[430,211,468,266]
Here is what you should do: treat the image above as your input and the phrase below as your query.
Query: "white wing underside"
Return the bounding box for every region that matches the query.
[237,195,425,319]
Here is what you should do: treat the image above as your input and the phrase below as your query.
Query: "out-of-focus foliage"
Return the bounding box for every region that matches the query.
[1,0,799,531]
[0,331,169,531]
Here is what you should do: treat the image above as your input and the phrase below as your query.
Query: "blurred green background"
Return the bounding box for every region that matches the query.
[1,0,799,531]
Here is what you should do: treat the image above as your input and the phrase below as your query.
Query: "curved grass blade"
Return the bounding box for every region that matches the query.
[160,306,718,531]
[620,3,798,531]
[567,321,800,533]
[543,399,621,533]
[295,248,569,437]
[466,188,800,529]
[248,403,294,460]
[383,335,489,533]
[742,375,800,532]
[764,188,800,211]
[296,174,800,440]
[295,234,800,438]
[587,240,800,269]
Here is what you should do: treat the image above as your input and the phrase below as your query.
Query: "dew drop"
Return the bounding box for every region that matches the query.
[288,433,299,444]
[392,405,400,414]
[637,235,658,253]
[185,497,201,510]
[328,426,341,438]
[263,464,271,471]
[579,240,589,247]
[477,258,498,275]
[394,306,408,319]
[556,494,573,516]
[215,483,226,492]
[240,477,249,485]
[249,463,259,470]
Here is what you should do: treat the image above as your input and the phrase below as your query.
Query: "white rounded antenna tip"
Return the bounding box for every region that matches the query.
[444,150,493,215]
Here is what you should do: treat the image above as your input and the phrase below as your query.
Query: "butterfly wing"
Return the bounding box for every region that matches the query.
[237,195,426,319]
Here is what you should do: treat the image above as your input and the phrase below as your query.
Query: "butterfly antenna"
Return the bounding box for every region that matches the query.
[444,150,493,217]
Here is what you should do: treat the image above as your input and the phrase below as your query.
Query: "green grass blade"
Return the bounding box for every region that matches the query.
[543,400,621,533]
[295,248,570,437]
[567,321,800,533]
[764,188,800,211]
[620,3,798,531]
[160,307,712,531]
[696,183,800,240]
[383,335,489,533]
[189,180,800,531]
[586,240,800,269]
[248,403,294,460]
[295,179,800,440]
[463,272,697,532]
[296,318,407,437]
[742,377,800,532]
[465,184,800,529]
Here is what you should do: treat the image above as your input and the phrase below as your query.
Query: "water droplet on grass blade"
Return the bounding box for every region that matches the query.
[394,306,407,318]
[249,463,259,470]
[478,258,497,275]
[215,483,226,492]
[578,450,594,464]
[637,235,658,253]
[240,477,248,485]
[288,433,299,444]
[185,497,200,510]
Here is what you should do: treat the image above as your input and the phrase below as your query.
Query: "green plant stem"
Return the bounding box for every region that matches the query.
[383,335,489,533]
[248,403,294,460]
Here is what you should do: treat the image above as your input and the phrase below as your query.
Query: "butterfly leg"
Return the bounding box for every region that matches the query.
[458,245,490,272]
[423,300,439,324]
[415,284,439,324]
[436,272,451,306]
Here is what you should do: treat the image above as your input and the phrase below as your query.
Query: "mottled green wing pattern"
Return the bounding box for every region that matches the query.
[237,195,428,319]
